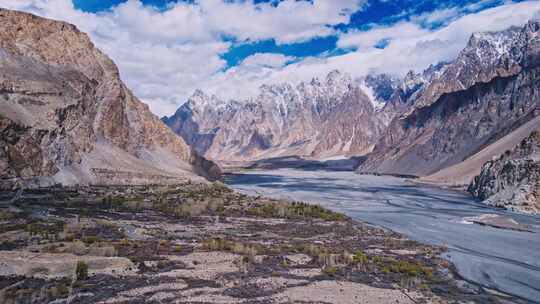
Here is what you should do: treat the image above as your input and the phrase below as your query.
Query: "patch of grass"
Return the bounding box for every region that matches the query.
[119,238,131,247]
[201,238,234,251]
[247,201,347,221]
[322,266,339,277]
[201,238,258,260]
[82,235,100,245]
[25,220,64,240]
[352,250,368,265]
[386,259,433,278]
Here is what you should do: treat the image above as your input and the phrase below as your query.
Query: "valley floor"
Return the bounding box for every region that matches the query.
[0,183,503,303]
[226,169,540,303]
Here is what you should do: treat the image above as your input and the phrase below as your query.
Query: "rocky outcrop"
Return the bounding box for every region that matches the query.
[358,21,540,177]
[164,71,385,162]
[0,9,220,189]
[468,131,540,214]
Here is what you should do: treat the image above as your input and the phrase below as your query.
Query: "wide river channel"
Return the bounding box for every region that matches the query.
[225,169,540,303]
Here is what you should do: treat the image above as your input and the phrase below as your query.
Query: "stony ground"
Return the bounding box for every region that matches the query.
[0,182,510,303]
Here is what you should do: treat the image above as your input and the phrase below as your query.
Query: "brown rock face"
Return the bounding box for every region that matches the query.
[358,21,540,177]
[163,71,385,163]
[0,9,220,188]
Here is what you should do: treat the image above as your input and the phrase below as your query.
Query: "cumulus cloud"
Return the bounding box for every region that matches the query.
[2,0,540,116]
[241,53,295,68]
[199,0,362,44]
[338,22,429,50]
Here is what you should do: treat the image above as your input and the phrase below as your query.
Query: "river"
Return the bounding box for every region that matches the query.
[225,169,540,303]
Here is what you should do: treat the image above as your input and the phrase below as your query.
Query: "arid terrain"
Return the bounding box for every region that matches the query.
[0,182,508,304]
[1,3,540,304]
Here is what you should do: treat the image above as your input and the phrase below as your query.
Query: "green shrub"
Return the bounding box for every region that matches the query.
[352,250,368,265]
[385,259,432,278]
[75,261,89,281]
[82,235,100,245]
[322,266,339,277]
[247,201,347,221]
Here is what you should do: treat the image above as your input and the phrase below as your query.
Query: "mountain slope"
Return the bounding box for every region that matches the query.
[0,9,220,189]
[164,71,386,162]
[358,21,540,178]
[423,115,540,186]
[468,131,540,214]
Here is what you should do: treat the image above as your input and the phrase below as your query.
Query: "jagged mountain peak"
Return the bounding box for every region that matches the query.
[191,88,208,99]
[259,82,295,96]
[166,68,383,161]
[325,69,352,85]
[184,89,229,113]
[464,26,521,63]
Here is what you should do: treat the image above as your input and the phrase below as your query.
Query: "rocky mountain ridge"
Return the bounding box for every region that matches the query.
[0,9,220,189]
[358,20,540,177]
[164,70,386,162]
[468,131,540,214]
[164,20,540,189]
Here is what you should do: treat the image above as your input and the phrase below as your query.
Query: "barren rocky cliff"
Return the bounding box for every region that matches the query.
[469,131,540,214]
[0,9,220,189]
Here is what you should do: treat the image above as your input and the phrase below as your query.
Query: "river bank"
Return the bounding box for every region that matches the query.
[225,169,540,303]
[0,182,500,303]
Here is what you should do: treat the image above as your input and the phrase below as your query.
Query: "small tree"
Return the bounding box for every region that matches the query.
[76,261,88,281]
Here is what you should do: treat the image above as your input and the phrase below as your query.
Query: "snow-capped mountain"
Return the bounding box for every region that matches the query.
[358,20,540,178]
[163,70,386,162]
[164,19,540,185]
[358,73,399,111]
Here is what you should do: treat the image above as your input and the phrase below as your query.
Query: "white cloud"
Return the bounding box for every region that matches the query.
[199,0,362,44]
[1,0,363,116]
[241,53,295,68]
[2,0,540,116]
[193,0,540,104]
[337,22,429,50]
[332,0,540,76]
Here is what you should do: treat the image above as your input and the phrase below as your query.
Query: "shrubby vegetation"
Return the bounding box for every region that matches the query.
[75,261,88,281]
[246,201,347,221]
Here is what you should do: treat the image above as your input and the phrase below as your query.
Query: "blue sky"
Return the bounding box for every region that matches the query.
[4,0,540,116]
[73,0,516,69]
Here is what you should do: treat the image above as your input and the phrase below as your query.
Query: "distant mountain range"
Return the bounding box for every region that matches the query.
[165,21,540,175]
[162,71,386,162]
[164,20,540,212]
